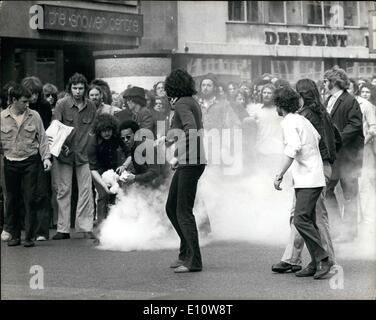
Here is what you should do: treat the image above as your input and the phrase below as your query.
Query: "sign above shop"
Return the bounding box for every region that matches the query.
[265,31,347,47]
[41,4,143,37]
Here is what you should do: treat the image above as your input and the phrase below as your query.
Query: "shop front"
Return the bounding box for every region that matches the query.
[0,0,143,90]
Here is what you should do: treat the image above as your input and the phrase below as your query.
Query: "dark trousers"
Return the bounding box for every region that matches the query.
[326,177,359,238]
[294,187,328,266]
[166,165,205,271]
[33,160,52,239]
[4,155,39,240]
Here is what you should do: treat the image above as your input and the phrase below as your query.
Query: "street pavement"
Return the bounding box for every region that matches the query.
[1,230,375,300]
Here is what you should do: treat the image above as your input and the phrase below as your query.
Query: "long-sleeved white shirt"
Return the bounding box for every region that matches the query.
[281,113,325,188]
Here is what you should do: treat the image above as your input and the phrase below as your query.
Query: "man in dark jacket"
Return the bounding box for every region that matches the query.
[323,66,364,243]
[116,87,154,135]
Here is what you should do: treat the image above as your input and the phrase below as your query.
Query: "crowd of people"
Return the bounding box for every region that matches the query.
[0,65,375,276]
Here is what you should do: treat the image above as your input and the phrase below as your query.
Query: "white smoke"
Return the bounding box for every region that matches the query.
[96,163,294,252]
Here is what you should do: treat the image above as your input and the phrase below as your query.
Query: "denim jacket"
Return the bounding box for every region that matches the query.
[0,107,51,161]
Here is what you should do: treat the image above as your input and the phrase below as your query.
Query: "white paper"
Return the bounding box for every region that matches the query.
[45,120,74,157]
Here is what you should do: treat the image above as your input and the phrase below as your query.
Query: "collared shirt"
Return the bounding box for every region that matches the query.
[246,102,284,155]
[53,95,96,165]
[0,107,51,161]
[326,90,344,114]
[356,96,376,140]
[281,113,325,188]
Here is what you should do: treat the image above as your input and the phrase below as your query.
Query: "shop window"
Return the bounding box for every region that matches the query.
[272,59,323,83]
[228,1,263,22]
[268,1,286,24]
[343,1,359,27]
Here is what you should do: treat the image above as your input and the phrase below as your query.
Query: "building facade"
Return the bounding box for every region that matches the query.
[175,1,376,85]
[2,1,375,92]
[0,0,143,90]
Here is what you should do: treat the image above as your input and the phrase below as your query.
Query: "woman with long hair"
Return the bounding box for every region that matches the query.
[164,69,206,273]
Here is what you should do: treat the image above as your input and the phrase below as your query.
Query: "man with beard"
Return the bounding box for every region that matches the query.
[21,76,52,241]
[51,73,97,240]
[323,66,364,243]
[88,85,121,116]
[198,73,238,131]
[247,83,284,174]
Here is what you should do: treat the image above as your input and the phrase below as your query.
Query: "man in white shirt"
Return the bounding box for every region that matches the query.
[273,86,332,279]
[246,83,284,175]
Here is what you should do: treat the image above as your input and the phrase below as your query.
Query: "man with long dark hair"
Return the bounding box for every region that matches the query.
[164,69,207,273]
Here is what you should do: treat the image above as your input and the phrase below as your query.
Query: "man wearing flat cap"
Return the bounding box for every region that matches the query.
[116,86,154,133]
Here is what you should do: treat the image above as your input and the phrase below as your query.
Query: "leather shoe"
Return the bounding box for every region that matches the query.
[314,260,334,279]
[24,239,35,247]
[272,261,302,273]
[170,259,185,268]
[7,238,21,246]
[295,265,316,277]
[52,232,70,240]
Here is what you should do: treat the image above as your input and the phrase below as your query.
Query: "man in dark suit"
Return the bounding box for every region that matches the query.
[323,66,364,243]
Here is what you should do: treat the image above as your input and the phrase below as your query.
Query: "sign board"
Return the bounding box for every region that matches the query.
[43,4,143,37]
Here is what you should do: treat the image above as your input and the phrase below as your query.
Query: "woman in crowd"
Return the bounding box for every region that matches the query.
[154,81,166,97]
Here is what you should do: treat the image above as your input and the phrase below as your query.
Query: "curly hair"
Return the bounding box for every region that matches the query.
[119,120,140,134]
[273,86,300,114]
[93,113,119,138]
[360,82,376,106]
[66,73,88,96]
[324,65,349,90]
[165,69,197,98]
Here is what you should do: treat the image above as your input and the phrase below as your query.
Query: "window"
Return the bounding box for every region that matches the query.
[268,1,285,24]
[286,1,302,25]
[343,1,359,27]
[304,1,323,25]
[228,1,262,23]
[247,1,262,23]
[271,59,323,83]
[228,1,245,21]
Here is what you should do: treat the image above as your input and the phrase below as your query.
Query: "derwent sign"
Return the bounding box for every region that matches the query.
[42,5,143,37]
[265,31,347,47]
